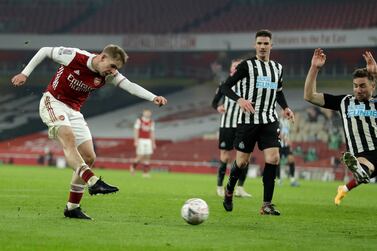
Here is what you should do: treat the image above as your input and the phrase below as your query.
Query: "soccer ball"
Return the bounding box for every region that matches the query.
[181,198,209,225]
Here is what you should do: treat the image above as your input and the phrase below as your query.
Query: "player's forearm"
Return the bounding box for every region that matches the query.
[116,78,156,101]
[21,47,53,77]
[211,88,224,110]
[276,91,288,109]
[304,66,324,106]
[220,80,239,101]
[220,70,244,101]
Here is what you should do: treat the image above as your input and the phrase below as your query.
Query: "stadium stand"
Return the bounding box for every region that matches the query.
[1,0,376,34]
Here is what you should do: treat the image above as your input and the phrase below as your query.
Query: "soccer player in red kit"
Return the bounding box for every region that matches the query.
[11,44,167,220]
[130,109,155,177]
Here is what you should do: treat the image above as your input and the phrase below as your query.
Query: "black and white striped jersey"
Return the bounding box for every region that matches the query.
[323,93,377,154]
[220,57,284,125]
[212,80,243,128]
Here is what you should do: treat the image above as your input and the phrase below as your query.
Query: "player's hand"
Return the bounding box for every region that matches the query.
[134,141,138,147]
[153,96,167,107]
[311,48,326,69]
[11,73,28,86]
[217,105,226,113]
[237,98,255,113]
[363,51,377,76]
[283,107,295,123]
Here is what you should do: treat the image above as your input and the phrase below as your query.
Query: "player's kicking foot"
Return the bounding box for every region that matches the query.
[217,186,224,197]
[223,189,233,212]
[88,177,119,195]
[260,203,280,216]
[64,206,92,220]
[334,185,347,206]
[342,152,370,183]
[235,186,252,198]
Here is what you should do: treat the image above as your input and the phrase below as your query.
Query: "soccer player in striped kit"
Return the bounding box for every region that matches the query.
[212,59,252,198]
[304,48,377,205]
[11,44,167,219]
[221,30,294,215]
[130,109,156,177]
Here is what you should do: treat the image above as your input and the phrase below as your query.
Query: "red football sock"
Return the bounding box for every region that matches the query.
[346,179,359,191]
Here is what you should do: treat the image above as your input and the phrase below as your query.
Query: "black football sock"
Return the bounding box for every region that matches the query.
[276,164,281,179]
[289,162,295,177]
[225,161,241,193]
[237,163,249,187]
[263,163,277,203]
[217,161,227,186]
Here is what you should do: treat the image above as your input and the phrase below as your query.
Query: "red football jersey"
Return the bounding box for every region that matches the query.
[134,117,154,139]
[46,47,106,111]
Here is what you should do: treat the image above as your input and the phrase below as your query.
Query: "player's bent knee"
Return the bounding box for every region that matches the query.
[266,156,280,165]
[84,155,96,167]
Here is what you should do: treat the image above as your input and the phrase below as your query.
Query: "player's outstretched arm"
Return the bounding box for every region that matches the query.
[111,74,166,103]
[11,47,53,86]
[304,48,326,106]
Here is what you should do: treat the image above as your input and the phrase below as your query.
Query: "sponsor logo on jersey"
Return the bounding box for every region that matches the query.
[67,74,95,92]
[347,103,377,118]
[256,76,277,89]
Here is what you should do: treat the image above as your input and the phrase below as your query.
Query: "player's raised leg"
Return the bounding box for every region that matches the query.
[342,152,370,183]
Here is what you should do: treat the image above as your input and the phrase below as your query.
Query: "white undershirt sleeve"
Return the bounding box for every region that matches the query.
[109,73,157,102]
[21,47,53,77]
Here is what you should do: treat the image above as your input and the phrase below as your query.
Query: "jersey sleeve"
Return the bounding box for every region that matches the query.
[21,47,53,76]
[50,47,77,66]
[107,72,156,101]
[211,83,225,110]
[134,118,141,129]
[322,93,346,111]
[220,61,249,101]
[277,65,283,91]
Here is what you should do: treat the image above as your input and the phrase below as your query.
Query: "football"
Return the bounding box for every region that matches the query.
[181,198,209,225]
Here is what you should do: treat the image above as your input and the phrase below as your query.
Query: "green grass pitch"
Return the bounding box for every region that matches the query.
[1,165,376,251]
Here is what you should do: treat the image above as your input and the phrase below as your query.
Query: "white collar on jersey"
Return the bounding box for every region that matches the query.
[87,55,96,73]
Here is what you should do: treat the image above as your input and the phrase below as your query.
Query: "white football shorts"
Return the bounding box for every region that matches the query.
[39,92,92,146]
[136,139,153,155]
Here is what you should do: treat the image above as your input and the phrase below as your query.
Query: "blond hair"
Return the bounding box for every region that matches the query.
[102,44,128,66]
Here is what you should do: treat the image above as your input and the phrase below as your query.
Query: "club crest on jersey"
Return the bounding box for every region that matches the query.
[74,70,80,75]
[59,115,65,121]
[94,77,102,86]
